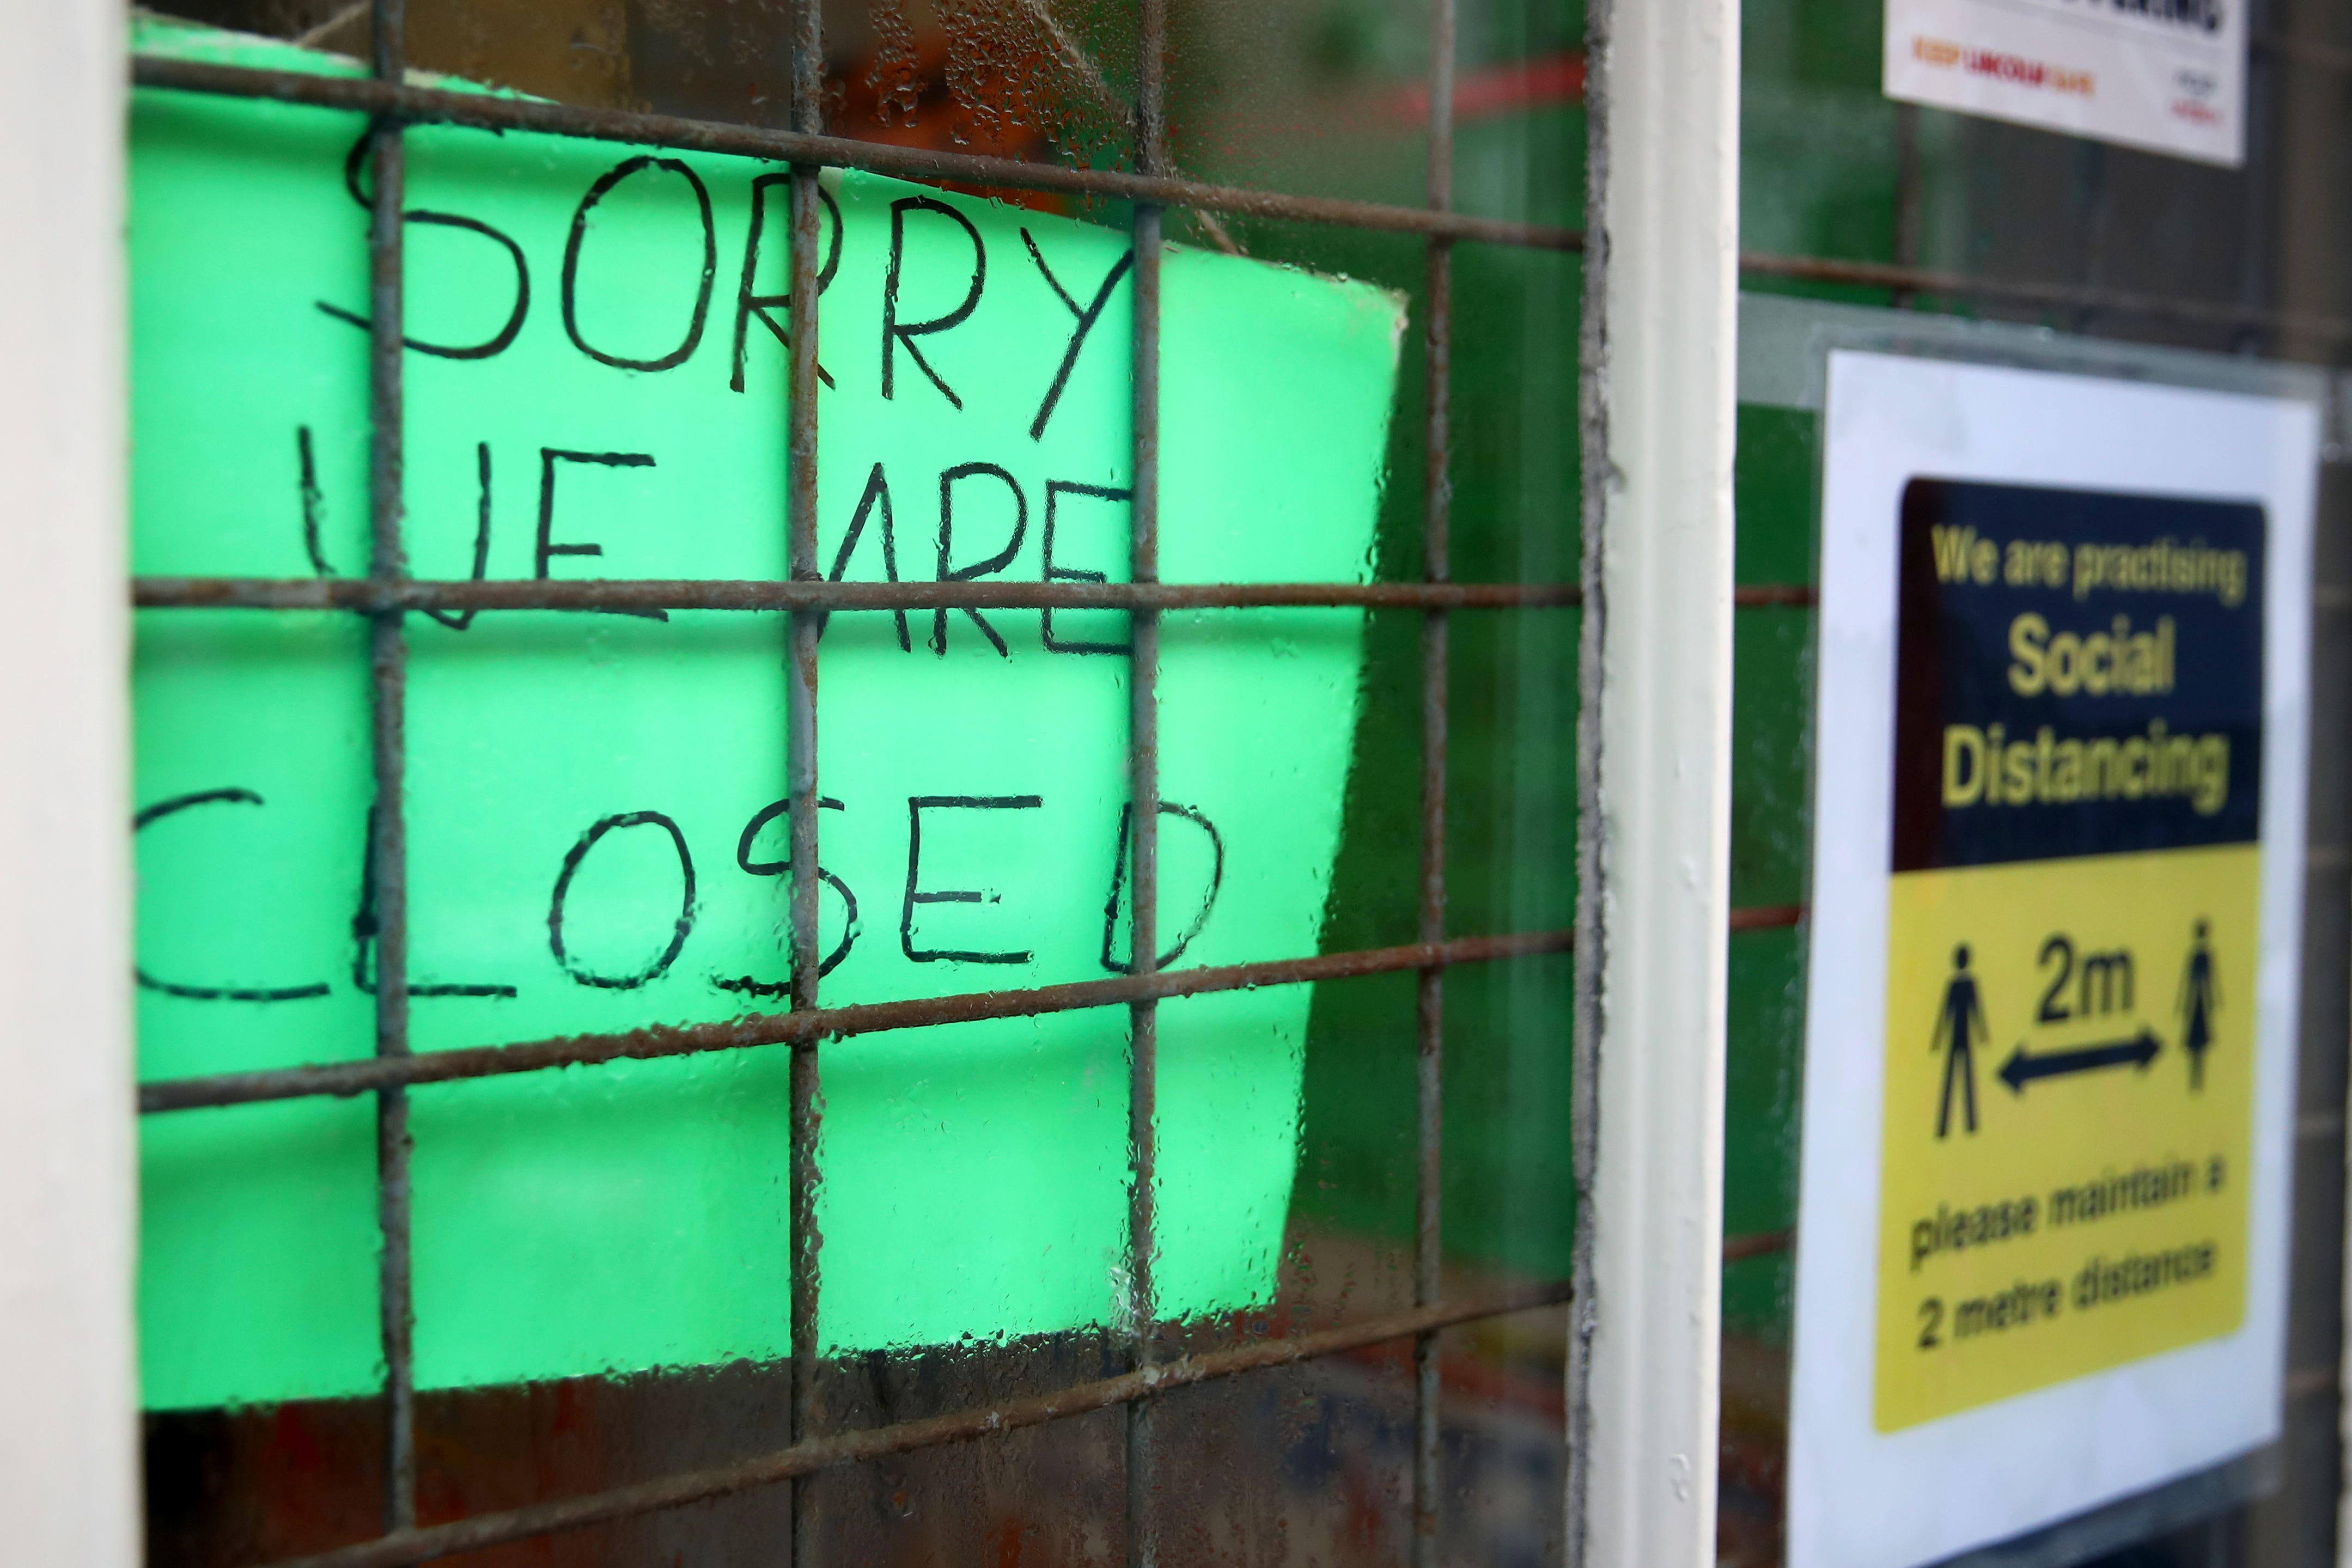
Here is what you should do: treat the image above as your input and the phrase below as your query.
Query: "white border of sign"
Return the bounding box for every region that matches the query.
[1787,351,2318,1568]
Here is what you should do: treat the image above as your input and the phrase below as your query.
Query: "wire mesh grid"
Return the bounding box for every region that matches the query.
[126,4,1810,1564]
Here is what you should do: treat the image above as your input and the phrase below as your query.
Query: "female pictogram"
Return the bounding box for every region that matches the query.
[2177,919,2219,1093]
[1933,943,1988,1137]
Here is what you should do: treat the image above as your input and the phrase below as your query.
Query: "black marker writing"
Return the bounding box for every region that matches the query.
[549,810,698,990]
[881,196,985,408]
[902,795,1041,963]
[731,173,843,393]
[319,135,531,360]
[297,430,494,627]
[717,794,859,992]
[829,462,909,651]
[1101,800,1225,973]
[1022,229,1133,441]
[935,462,1027,657]
[537,448,662,619]
[133,789,332,1002]
[1042,479,1132,655]
[423,443,495,631]
[296,425,333,576]
[351,802,518,998]
[564,156,717,373]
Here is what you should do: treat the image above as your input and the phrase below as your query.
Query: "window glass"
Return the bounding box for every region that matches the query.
[1727,0,2352,1559]
[131,1,1587,1560]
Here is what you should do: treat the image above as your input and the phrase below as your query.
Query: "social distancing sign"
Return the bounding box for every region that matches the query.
[1788,351,2316,1568]
[1874,479,2262,1431]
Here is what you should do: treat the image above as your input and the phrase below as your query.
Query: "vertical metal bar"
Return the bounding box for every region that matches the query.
[364,0,414,1535]
[1414,3,1455,1564]
[1125,2,1166,1561]
[1891,102,1922,309]
[787,1,825,1563]
[2233,0,2277,354]
[2072,139,2110,334]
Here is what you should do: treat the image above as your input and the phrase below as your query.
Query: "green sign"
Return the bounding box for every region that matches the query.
[132,17,1403,1409]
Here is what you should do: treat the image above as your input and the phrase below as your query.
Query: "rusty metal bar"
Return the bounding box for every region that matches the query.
[136,577,1576,611]
[1741,248,2352,344]
[2235,7,2278,351]
[1722,1228,1795,1263]
[1003,0,1240,254]
[129,56,1581,253]
[135,914,1814,1116]
[1125,4,1166,1558]
[1412,0,1456,1559]
[131,577,1818,612]
[124,57,2352,339]
[363,0,415,1533]
[786,1,824,1559]
[1891,103,1921,309]
[2253,28,2352,75]
[2073,141,2113,336]
[2284,1362,2340,1401]
[253,1283,1574,1568]
[1733,583,1818,607]
[142,930,1571,1114]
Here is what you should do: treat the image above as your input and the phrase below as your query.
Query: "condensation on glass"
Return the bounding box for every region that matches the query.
[127,1,1609,1565]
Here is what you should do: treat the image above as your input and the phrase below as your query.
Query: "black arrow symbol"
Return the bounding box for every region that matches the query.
[1998,1029,2162,1095]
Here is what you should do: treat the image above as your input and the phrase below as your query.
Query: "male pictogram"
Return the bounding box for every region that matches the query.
[1933,943,1988,1137]
[2178,918,2220,1093]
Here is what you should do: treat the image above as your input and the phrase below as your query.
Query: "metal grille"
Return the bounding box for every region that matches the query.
[108,3,2067,1564]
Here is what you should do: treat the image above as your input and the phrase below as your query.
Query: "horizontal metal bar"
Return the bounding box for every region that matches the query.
[136,576,1579,612]
[130,58,2352,342]
[2254,27,2352,75]
[1743,250,2352,344]
[257,1281,1575,1568]
[2285,1362,2341,1400]
[133,577,1818,613]
[131,57,1583,253]
[144,908,1807,1114]
[1722,1228,1793,1262]
[142,929,1576,1113]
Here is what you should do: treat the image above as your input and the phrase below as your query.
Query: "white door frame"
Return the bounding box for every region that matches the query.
[1569,0,1743,1561]
[0,0,138,1561]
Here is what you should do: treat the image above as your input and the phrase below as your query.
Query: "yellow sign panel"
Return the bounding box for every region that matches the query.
[1873,843,2254,1431]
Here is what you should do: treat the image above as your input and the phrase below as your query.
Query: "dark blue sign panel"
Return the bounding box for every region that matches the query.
[1891,478,2265,874]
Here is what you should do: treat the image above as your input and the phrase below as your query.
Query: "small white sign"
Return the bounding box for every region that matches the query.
[1885,0,2247,166]
[1787,351,2317,1568]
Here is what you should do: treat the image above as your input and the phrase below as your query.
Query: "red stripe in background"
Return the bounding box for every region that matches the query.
[1388,51,1588,124]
